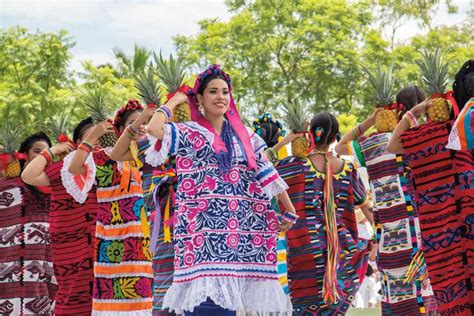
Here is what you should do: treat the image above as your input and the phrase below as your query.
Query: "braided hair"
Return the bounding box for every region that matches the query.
[453,60,474,109]
[309,112,340,147]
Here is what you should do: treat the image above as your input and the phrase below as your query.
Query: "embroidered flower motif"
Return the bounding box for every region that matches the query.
[187,132,206,150]
[252,234,264,247]
[106,240,124,263]
[120,277,141,299]
[229,199,239,212]
[187,221,197,233]
[223,168,240,184]
[265,236,277,250]
[193,233,205,248]
[226,233,239,249]
[177,157,193,169]
[249,182,262,195]
[227,218,239,230]
[142,238,152,261]
[253,202,266,214]
[134,277,152,298]
[265,252,277,263]
[113,278,126,299]
[202,176,217,191]
[174,256,181,268]
[184,252,195,266]
[180,178,197,195]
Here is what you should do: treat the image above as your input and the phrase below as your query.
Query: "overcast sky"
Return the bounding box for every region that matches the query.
[0,0,470,72]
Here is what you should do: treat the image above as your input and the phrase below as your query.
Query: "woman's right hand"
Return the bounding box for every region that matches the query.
[411,99,431,118]
[89,121,115,141]
[280,131,305,146]
[50,142,75,156]
[133,107,156,129]
[167,92,188,109]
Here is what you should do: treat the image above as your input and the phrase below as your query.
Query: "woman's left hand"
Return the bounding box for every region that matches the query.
[279,220,293,233]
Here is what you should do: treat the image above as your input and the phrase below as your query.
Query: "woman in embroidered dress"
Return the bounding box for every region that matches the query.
[67,100,154,315]
[335,86,438,315]
[110,106,177,315]
[0,132,57,315]
[145,64,296,315]
[275,112,373,315]
[22,118,98,315]
[387,61,474,316]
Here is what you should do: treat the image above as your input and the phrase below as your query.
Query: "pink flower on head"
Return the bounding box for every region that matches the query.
[265,252,277,263]
[193,234,205,248]
[226,233,239,249]
[251,234,264,247]
[265,236,277,250]
[223,168,241,185]
[252,202,266,214]
[184,252,195,266]
[227,218,239,230]
[228,200,239,212]
[177,157,193,169]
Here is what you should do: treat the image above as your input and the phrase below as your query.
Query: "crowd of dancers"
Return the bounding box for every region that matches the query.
[0,60,473,316]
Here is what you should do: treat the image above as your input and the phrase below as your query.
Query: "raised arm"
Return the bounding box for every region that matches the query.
[387,100,430,154]
[110,106,156,161]
[335,109,379,156]
[272,131,303,153]
[147,92,188,139]
[22,142,75,186]
[68,121,112,175]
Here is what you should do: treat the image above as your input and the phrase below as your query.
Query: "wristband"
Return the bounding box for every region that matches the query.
[47,148,58,163]
[404,111,418,128]
[40,150,53,164]
[156,105,172,119]
[265,147,278,161]
[79,141,94,154]
[281,211,299,224]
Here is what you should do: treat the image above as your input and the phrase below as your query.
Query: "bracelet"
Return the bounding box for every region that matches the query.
[352,128,359,140]
[265,147,278,161]
[47,148,58,163]
[156,105,172,119]
[40,150,53,164]
[78,141,93,154]
[125,125,140,140]
[128,124,140,135]
[404,111,418,128]
[281,211,299,224]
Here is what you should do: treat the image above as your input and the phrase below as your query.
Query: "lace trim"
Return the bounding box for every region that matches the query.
[145,127,170,167]
[262,176,288,199]
[60,150,96,204]
[163,276,292,314]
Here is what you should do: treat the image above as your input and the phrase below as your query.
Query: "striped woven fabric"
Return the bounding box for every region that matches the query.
[349,132,437,315]
[0,177,57,315]
[275,157,369,315]
[401,121,474,316]
[45,161,98,315]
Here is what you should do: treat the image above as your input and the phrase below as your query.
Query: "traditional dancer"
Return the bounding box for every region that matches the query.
[0,132,57,315]
[145,64,296,315]
[388,59,474,315]
[335,86,438,315]
[22,118,98,315]
[275,112,373,315]
[67,100,153,315]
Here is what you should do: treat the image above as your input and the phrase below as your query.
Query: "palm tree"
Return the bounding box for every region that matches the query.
[112,44,151,78]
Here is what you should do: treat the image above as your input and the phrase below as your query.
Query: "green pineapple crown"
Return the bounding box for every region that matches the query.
[154,51,186,92]
[82,87,111,123]
[363,63,394,107]
[415,48,450,95]
[284,99,309,132]
[135,63,163,106]
[0,122,21,153]
[44,113,71,140]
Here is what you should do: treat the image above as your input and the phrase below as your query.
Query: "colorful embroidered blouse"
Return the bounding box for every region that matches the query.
[145,121,291,314]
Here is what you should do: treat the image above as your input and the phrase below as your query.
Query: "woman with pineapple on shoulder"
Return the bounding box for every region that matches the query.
[0,131,58,315]
[67,100,154,315]
[22,117,100,315]
[274,112,373,315]
[335,78,438,314]
[387,58,474,316]
[145,64,296,316]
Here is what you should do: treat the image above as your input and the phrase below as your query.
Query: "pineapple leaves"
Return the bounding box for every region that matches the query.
[362,63,394,107]
[283,99,309,132]
[415,48,450,95]
[135,64,162,106]
[154,51,186,92]
[81,87,112,123]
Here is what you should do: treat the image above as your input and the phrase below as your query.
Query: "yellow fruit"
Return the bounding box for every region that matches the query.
[291,136,309,158]
[172,102,192,123]
[375,109,398,133]
[4,160,21,178]
[427,97,450,123]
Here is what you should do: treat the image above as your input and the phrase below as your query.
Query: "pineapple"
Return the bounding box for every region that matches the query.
[416,49,451,123]
[0,122,21,178]
[154,52,191,122]
[82,87,118,148]
[135,64,163,107]
[284,100,310,158]
[44,113,72,161]
[363,63,398,133]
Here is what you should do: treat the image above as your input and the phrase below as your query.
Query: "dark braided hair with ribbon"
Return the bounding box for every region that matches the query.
[453,60,474,109]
